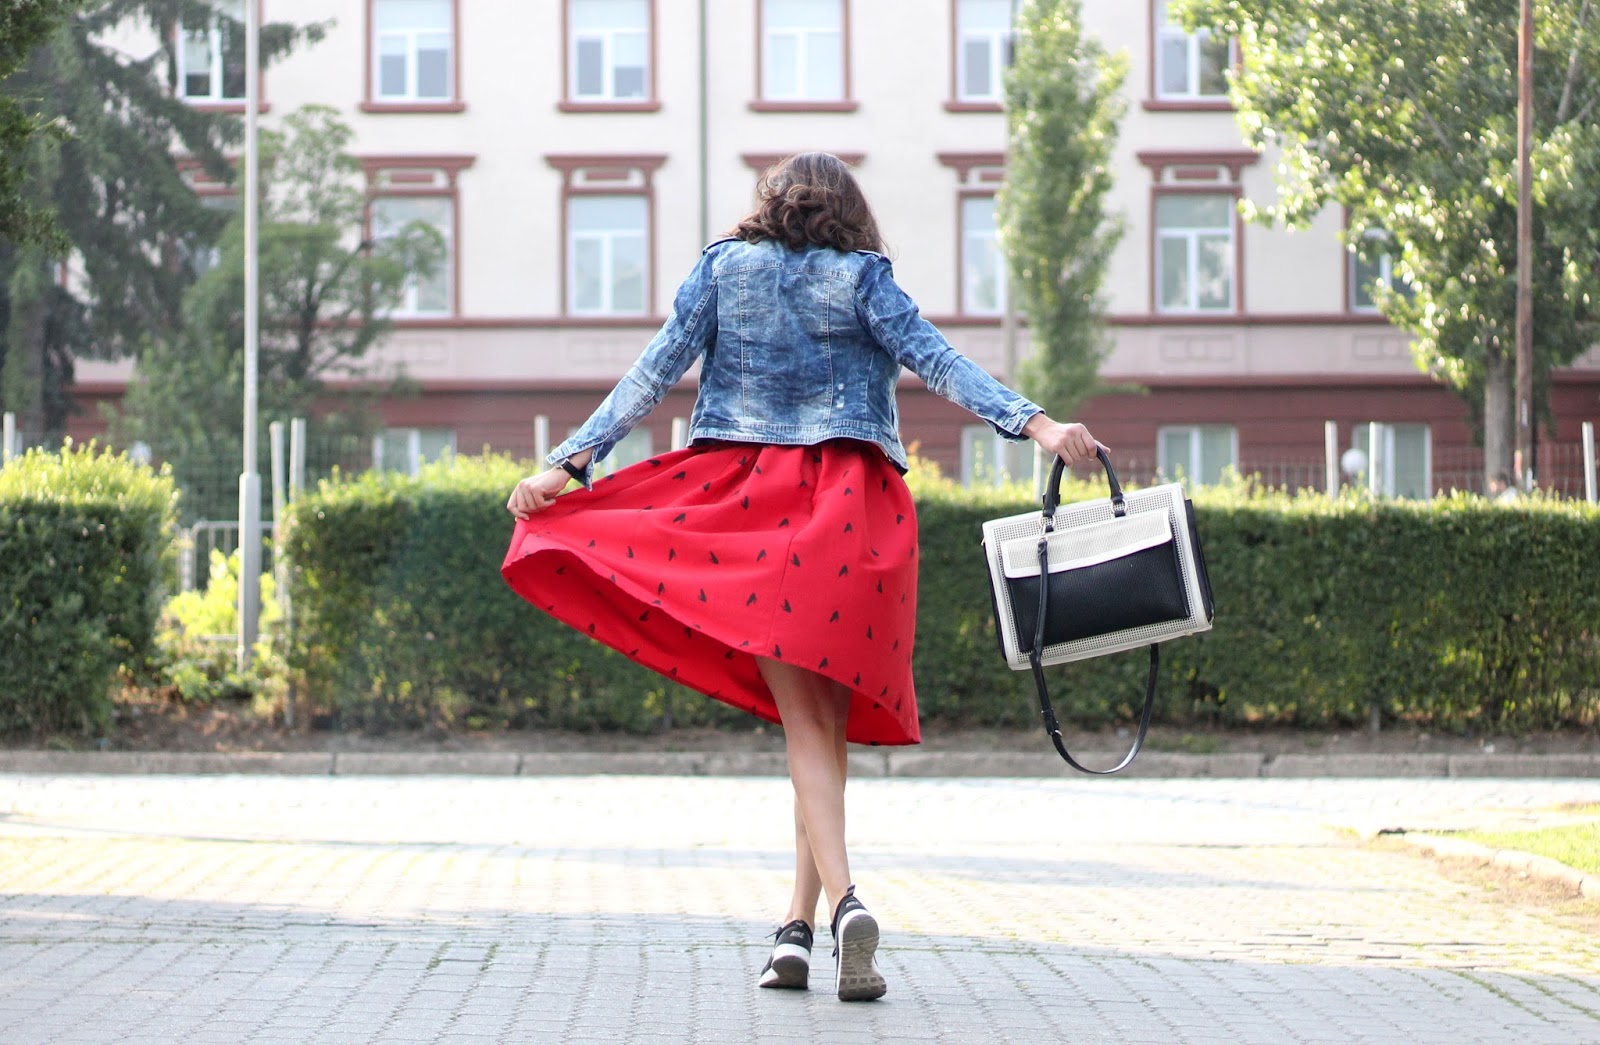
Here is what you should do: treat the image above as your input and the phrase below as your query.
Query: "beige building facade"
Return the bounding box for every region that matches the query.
[75,0,1600,494]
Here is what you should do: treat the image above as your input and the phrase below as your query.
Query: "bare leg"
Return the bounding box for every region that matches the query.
[760,658,853,920]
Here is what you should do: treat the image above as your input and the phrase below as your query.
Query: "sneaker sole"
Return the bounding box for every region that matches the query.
[834,910,886,1002]
[758,946,810,990]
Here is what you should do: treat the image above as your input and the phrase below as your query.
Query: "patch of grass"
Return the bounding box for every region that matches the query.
[1451,821,1600,875]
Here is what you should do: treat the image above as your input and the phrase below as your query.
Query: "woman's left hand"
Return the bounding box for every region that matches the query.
[507,468,574,519]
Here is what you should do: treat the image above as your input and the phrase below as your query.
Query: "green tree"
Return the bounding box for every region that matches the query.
[998,0,1128,421]
[0,1,319,438]
[111,105,446,517]
[0,0,79,249]
[1176,0,1600,485]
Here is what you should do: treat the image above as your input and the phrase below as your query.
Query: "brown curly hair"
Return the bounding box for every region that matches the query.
[731,152,887,255]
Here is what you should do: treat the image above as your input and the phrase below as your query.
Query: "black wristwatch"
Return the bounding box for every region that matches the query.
[558,459,586,483]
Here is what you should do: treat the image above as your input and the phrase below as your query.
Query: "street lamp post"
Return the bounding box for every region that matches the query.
[1514,0,1535,491]
[238,0,262,671]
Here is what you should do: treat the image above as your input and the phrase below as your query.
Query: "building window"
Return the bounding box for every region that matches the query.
[374,427,455,476]
[1154,0,1229,101]
[1156,193,1235,313]
[181,194,239,277]
[373,0,454,103]
[569,0,650,103]
[761,0,845,102]
[547,155,664,316]
[371,195,454,316]
[960,195,1006,315]
[960,424,1033,487]
[569,195,648,315]
[955,0,1012,104]
[571,426,654,475]
[1348,229,1410,313]
[1352,423,1431,499]
[1158,424,1237,486]
[177,0,245,102]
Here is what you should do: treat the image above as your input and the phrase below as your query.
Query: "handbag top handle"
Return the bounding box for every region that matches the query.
[1041,447,1126,530]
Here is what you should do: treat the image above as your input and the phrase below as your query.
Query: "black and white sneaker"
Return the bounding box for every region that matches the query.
[830,885,887,1001]
[758,919,813,989]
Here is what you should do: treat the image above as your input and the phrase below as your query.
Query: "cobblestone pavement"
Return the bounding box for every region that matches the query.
[2,774,1599,1044]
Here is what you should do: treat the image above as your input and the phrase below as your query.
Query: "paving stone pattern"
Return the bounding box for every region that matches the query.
[2,775,1599,1044]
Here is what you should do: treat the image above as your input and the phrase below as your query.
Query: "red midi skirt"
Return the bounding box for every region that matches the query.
[501,440,921,746]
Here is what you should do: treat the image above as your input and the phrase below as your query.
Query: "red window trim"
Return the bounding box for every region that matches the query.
[363,0,464,112]
[1146,0,1237,109]
[1148,183,1246,316]
[945,0,1009,112]
[360,154,477,319]
[170,1,270,111]
[545,154,668,319]
[752,0,854,112]
[560,0,661,111]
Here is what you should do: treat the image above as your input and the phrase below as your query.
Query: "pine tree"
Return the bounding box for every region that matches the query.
[998,0,1128,422]
[0,0,79,249]
[0,1,318,437]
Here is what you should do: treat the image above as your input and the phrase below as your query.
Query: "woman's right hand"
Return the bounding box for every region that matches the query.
[506,468,575,520]
[1022,414,1104,466]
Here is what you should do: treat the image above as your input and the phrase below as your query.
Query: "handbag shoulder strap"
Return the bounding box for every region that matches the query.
[1030,450,1158,775]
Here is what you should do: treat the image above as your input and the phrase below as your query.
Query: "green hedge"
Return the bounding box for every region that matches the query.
[0,444,179,733]
[283,454,1600,736]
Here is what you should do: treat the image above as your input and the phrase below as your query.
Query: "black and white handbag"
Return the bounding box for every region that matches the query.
[982,448,1215,774]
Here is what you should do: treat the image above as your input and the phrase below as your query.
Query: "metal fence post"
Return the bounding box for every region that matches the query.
[534,415,550,462]
[671,417,689,451]
[1324,421,1339,496]
[289,417,306,501]
[2,412,15,463]
[1584,421,1597,505]
[1368,421,1382,496]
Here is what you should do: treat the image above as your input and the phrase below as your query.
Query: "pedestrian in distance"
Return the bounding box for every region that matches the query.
[503,152,1101,1002]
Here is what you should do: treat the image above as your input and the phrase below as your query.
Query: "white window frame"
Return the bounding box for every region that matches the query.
[1157,424,1238,486]
[1353,423,1433,499]
[960,424,1034,488]
[960,194,1007,316]
[373,0,454,102]
[371,195,454,317]
[373,428,456,477]
[570,427,654,476]
[570,0,650,101]
[1349,229,1402,313]
[1156,192,1236,314]
[1154,0,1230,101]
[568,194,649,316]
[761,0,845,101]
[177,0,245,102]
[955,0,1013,103]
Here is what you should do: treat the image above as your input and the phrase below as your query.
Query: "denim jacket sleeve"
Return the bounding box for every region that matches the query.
[546,251,720,486]
[855,255,1042,439]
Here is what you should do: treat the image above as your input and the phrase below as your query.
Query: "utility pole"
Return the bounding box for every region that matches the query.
[1514,0,1535,491]
[238,0,262,670]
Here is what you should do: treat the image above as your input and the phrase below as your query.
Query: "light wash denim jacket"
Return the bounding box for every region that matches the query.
[549,237,1042,484]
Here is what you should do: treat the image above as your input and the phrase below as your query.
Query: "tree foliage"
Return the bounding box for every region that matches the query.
[110,105,446,506]
[1176,0,1600,479]
[0,1,320,435]
[998,0,1128,421]
[0,0,80,250]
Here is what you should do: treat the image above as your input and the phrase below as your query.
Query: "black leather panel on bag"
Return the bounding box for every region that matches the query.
[1007,540,1189,649]
[1184,499,1216,622]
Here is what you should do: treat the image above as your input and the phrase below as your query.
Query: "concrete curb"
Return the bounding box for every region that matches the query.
[1393,831,1600,901]
[0,748,1596,778]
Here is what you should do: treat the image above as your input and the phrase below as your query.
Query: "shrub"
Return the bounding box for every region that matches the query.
[283,454,1600,737]
[0,443,179,734]
[155,548,284,706]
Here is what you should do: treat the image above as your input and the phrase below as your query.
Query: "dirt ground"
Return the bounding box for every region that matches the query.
[13,691,1595,757]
